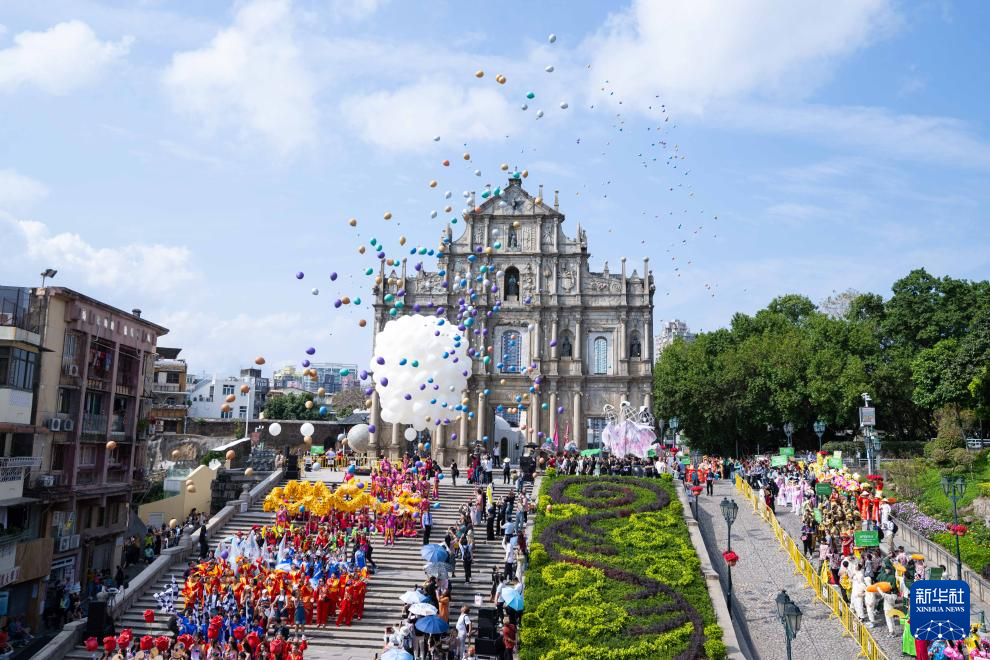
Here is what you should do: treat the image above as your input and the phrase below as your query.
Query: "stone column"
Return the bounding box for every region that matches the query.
[549,392,558,438]
[476,392,487,447]
[370,390,382,455]
[390,423,401,460]
[618,317,627,373]
[530,391,540,443]
[574,317,583,371]
[550,317,559,359]
[434,424,447,464]
[572,392,582,449]
[458,405,469,462]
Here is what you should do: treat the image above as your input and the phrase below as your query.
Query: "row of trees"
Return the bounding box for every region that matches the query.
[653,269,990,455]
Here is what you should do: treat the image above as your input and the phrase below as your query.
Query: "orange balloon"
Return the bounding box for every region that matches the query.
[225,450,236,461]
[358,319,367,327]
[255,356,266,365]
[383,211,393,220]
[239,384,250,394]
[225,394,236,403]
[348,218,357,227]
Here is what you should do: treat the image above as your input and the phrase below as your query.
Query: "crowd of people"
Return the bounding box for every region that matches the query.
[83,456,453,659]
[736,453,989,659]
[381,469,533,660]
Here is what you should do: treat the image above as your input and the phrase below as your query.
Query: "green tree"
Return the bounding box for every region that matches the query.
[262,393,321,420]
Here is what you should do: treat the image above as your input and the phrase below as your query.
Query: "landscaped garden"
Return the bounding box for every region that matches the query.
[520,474,723,659]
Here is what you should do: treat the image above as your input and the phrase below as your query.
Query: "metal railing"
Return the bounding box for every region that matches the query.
[736,475,889,660]
[82,414,107,434]
[0,456,42,469]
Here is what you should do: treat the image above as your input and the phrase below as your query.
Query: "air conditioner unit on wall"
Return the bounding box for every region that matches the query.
[57,536,71,552]
[46,418,62,432]
[63,419,75,432]
[37,474,55,488]
[69,364,79,376]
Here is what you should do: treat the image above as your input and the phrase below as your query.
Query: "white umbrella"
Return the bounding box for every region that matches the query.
[400,590,428,605]
[424,562,451,580]
[409,602,439,616]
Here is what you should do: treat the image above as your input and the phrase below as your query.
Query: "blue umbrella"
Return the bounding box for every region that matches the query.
[500,586,524,611]
[414,615,450,634]
[381,649,414,660]
[420,544,449,563]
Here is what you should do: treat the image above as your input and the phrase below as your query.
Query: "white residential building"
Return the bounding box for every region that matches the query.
[654,319,696,354]
[187,368,269,422]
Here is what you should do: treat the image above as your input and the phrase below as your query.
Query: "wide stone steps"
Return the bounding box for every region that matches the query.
[65,473,530,659]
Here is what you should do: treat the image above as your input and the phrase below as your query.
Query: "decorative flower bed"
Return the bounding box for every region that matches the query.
[521,474,724,659]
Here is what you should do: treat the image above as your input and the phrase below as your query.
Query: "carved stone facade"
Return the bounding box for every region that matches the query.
[369,177,655,461]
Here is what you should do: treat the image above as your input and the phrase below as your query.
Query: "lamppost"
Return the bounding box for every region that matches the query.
[669,417,680,446]
[40,268,57,288]
[813,420,826,452]
[720,497,739,617]
[775,590,803,660]
[941,475,967,581]
[863,428,882,475]
[783,421,794,448]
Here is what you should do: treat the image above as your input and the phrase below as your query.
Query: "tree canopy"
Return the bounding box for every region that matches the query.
[654,268,990,455]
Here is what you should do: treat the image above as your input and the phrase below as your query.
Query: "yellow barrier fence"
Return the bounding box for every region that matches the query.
[735,475,889,660]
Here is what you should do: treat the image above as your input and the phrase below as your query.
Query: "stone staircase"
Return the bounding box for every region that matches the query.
[63,469,533,659]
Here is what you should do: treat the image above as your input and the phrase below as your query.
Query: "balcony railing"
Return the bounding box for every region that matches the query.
[0,456,42,469]
[0,528,29,547]
[82,414,108,434]
[153,383,183,393]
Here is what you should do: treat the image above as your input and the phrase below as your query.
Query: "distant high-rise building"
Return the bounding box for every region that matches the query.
[654,319,696,354]
[272,362,358,395]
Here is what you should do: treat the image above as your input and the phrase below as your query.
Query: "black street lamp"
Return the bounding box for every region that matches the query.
[941,475,968,581]
[669,417,680,446]
[720,497,739,617]
[775,589,802,660]
[782,421,794,448]
[813,420,826,451]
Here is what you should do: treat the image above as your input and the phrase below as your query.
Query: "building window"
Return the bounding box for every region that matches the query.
[500,330,521,373]
[57,388,72,414]
[79,445,97,466]
[559,332,573,358]
[84,391,105,415]
[165,397,175,406]
[629,331,642,358]
[220,410,233,419]
[166,371,180,384]
[0,347,37,390]
[593,337,608,374]
[504,267,520,301]
[239,406,247,417]
[587,417,607,449]
[63,331,79,360]
[222,384,235,396]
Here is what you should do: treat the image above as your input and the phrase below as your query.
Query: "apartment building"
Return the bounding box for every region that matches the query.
[150,347,188,434]
[272,362,358,395]
[2,286,168,624]
[187,368,269,422]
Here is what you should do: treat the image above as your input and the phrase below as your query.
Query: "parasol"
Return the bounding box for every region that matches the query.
[414,615,450,634]
[400,590,429,605]
[420,544,449,563]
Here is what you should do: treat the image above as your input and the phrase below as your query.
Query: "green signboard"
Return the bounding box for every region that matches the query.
[770,455,789,467]
[827,457,843,469]
[815,483,833,497]
[854,530,879,547]
[680,458,691,465]
[779,447,795,457]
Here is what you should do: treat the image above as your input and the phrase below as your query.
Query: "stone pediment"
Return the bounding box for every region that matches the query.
[473,178,561,218]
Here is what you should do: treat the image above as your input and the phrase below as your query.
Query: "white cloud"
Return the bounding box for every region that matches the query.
[725,103,990,169]
[587,0,896,112]
[341,80,515,151]
[329,0,389,22]
[162,0,316,155]
[0,169,48,207]
[0,20,132,94]
[8,217,195,295]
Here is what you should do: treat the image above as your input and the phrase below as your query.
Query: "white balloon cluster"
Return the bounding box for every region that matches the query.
[371,314,469,432]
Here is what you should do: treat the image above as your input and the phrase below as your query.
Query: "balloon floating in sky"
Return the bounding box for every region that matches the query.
[383,211,393,220]
[560,102,569,109]
[295,272,304,279]
[548,33,557,43]
[371,314,468,432]
[475,70,484,78]
[545,65,554,73]
[254,356,266,365]
[496,74,506,84]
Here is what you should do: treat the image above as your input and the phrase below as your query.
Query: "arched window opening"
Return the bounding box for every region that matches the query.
[594,337,608,374]
[629,331,642,358]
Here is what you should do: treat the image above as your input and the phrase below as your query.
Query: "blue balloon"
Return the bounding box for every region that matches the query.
[438,474,444,480]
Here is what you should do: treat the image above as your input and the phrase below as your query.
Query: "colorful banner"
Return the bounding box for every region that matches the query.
[779,447,795,457]
[770,455,789,467]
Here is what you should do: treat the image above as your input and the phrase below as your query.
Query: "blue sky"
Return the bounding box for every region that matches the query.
[1,0,988,376]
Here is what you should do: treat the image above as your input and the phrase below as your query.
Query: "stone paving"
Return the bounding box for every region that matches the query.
[696,481,862,660]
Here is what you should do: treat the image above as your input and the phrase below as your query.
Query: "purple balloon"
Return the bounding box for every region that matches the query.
[295,272,304,279]
[549,339,558,347]
[330,272,338,281]
[376,357,385,365]
[368,424,376,433]
[302,359,311,367]
[359,370,368,379]
[306,347,316,355]
[380,377,389,386]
